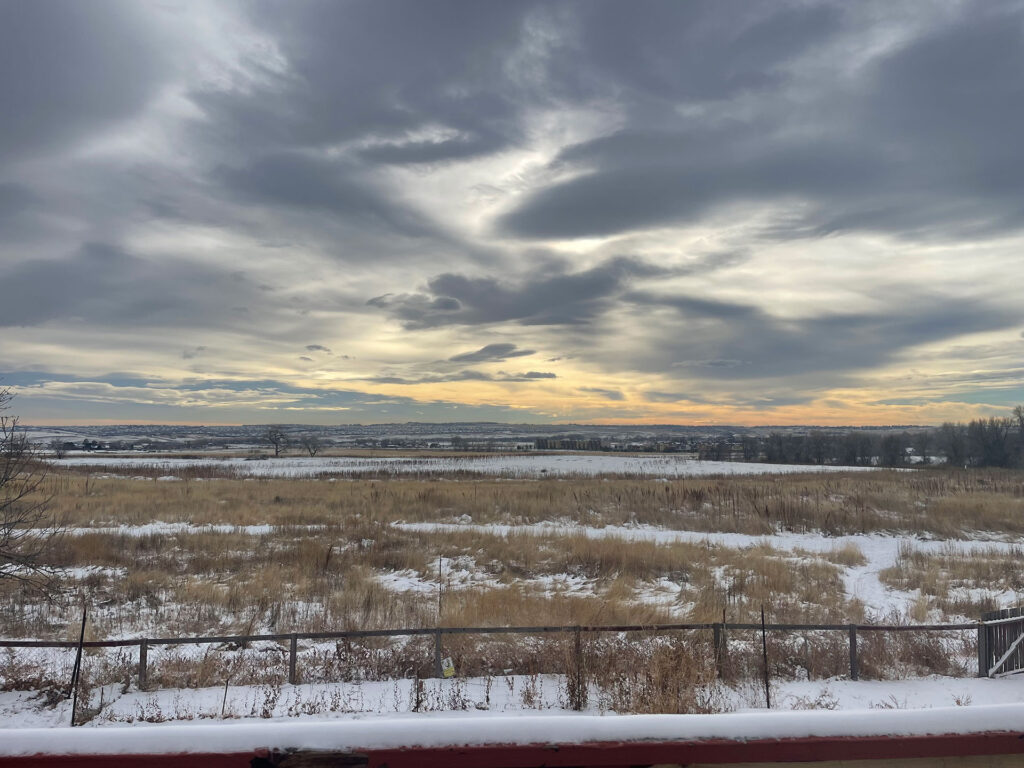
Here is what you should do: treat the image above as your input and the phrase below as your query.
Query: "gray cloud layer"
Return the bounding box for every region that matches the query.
[368,257,675,329]
[2,0,1023,422]
[449,343,534,363]
[0,243,261,328]
[0,2,165,168]
[498,2,1024,242]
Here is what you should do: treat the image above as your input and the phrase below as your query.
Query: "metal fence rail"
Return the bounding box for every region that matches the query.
[0,619,984,688]
[980,606,1024,677]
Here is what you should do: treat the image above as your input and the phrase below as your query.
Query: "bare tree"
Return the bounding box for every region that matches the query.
[299,434,322,457]
[912,430,932,465]
[1015,405,1024,465]
[264,425,289,457]
[48,438,67,460]
[1,388,62,593]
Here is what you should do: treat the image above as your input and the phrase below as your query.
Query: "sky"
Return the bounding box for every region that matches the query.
[1,0,1023,426]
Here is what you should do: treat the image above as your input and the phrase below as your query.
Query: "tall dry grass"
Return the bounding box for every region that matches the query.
[880,543,1024,619]
[1,465,1016,709]
[6,468,1022,640]
[40,466,1024,535]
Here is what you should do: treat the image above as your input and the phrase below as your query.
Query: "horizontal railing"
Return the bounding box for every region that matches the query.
[0,620,979,649]
[1,620,983,688]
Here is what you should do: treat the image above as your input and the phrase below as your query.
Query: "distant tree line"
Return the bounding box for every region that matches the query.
[936,406,1024,468]
[698,406,1024,469]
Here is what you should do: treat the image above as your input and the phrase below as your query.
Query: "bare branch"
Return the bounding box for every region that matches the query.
[0,388,64,597]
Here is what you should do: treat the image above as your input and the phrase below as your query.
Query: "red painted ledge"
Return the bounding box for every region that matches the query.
[7,730,1024,768]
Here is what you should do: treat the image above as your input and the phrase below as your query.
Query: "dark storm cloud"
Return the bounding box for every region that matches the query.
[644,391,712,404]
[215,153,437,237]
[172,1,550,270]
[630,293,1022,382]
[363,344,548,386]
[499,2,1024,242]
[498,136,882,239]
[0,1,164,167]
[368,257,672,328]
[0,243,262,328]
[448,343,534,364]
[626,292,761,322]
[0,183,35,220]
[365,370,556,385]
[547,0,843,104]
[579,387,625,401]
[194,0,532,161]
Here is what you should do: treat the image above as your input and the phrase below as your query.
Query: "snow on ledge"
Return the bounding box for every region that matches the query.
[3,705,1024,757]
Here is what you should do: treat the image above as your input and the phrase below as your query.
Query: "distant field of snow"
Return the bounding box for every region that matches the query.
[54,454,881,478]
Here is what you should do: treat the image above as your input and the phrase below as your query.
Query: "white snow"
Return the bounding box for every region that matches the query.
[393,521,1024,619]
[3,696,1024,755]
[63,522,323,537]
[13,453,1023,741]
[53,454,882,478]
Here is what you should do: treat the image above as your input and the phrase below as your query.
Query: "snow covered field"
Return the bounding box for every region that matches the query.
[393,521,1024,620]
[54,453,880,478]
[5,464,1024,728]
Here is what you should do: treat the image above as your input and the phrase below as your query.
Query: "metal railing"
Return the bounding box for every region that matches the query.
[0,619,984,688]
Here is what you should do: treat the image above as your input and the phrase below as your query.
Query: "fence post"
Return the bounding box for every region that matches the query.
[713,623,727,677]
[978,623,988,678]
[70,605,88,727]
[571,627,585,711]
[138,639,148,690]
[760,606,771,709]
[288,634,298,685]
[848,625,858,681]
[434,630,443,678]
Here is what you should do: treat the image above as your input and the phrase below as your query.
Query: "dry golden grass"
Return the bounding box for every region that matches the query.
[824,542,868,567]
[2,465,1020,704]
[6,467,1023,641]
[42,466,1024,536]
[879,543,1024,619]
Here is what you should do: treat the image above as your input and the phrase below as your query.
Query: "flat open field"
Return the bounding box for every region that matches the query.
[54,453,880,478]
[3,459,1024,724]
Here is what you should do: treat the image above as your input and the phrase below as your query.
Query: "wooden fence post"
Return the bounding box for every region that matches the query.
[0,619,988,699]
[434,630,443,678]
[848,625,858,681]
[760,606,771,709]
[978,622,989,677]
[138,639,148,690]
[713,624,728,677]
[70,605,87,727]
[571,627,585,711]
[288,634,298,685]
